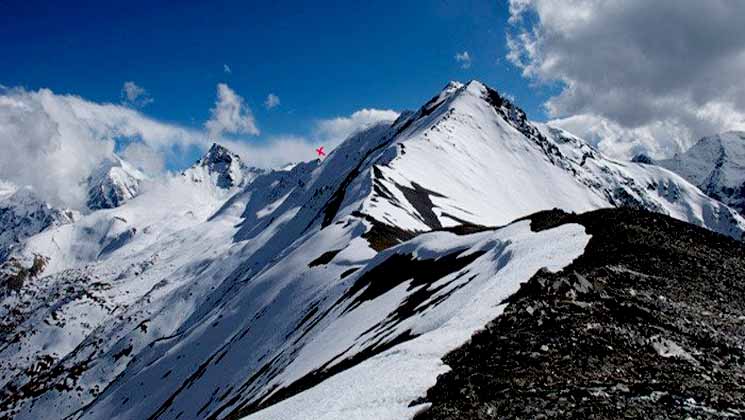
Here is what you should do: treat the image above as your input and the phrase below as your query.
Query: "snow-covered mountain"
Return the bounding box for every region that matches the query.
[184,142,264,189]
[0,184,76,263]
[5,144,262,277]
[0,80,743,420]
[86,156,146,211]
[644,131,745,216]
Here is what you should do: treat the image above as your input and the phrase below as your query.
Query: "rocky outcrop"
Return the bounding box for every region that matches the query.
[416,208,745,419]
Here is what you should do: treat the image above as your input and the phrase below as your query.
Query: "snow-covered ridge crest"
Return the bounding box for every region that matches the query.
[349,79,745,241]
[243,220,591,420]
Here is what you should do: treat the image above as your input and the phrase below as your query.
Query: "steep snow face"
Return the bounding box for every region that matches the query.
[357,81,606,231]
[1,80,744,420]
[242,221,590,420]
[348,81,744,240]
[86,156,146,210]
[655,132,745,216]
[0,185,76,262]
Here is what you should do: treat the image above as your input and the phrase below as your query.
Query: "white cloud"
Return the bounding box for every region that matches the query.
[121,81,153,108]
[0,83,398,210]
[205,83,259,139]
[264,93,280,109]
[120,142,166,174]
[507,0,745,158]
[223,64,231,74]
[548,114,694,160]
[0,87,205,209]
[454,51,472,69]
[226,108,399,168]
[222,136,316,169]
[314,108,399,149]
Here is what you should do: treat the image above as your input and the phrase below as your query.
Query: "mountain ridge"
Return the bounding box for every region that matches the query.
[0,80,743,420]
[416,207,745,419]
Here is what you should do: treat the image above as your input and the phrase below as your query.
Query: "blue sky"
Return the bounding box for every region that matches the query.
[4,0,745,209]
[0,0,554,144]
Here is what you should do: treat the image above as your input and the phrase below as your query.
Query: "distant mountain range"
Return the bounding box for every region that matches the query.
[0,81,743,420]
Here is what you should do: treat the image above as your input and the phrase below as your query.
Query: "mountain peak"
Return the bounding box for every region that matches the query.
[656,131,745,215]
[187,142,262,189]
[714,131,745,152]
[86,155,145,210]
[464,79,486,90]
[436,79,519,118]
[631,153,656,164]
[200,142,238,165]
[431,80,490,105]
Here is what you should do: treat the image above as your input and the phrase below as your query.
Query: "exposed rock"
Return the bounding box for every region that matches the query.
[416,208,745,419]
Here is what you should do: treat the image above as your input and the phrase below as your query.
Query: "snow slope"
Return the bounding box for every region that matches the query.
[0,80,743,420]
[336,81,744,239]
[242,221,589,420]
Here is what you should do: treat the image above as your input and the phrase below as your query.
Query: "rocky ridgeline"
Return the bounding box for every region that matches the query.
[416,208,745,419]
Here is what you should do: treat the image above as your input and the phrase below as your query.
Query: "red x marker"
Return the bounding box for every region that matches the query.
[316,146,326,158]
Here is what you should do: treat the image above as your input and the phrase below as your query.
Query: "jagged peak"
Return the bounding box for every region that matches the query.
[86,154,145,210]
[432,79,521,120]
[631,153,656,164]
[186,142,263,189]
[463,79,486,91]
[432,80,488,105]
[677,131,745,163]
[87,154,147,183]
[631,152,655,165]
[390,79,553,164]
[199,142,241,166]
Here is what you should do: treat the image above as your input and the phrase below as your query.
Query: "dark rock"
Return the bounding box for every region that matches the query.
[416,208,745,419]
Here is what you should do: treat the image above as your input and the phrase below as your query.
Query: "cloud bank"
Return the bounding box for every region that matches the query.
[0,86,205,208]
[314,108,399,149]
[507,0,745,158]
[0,84,399,210]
